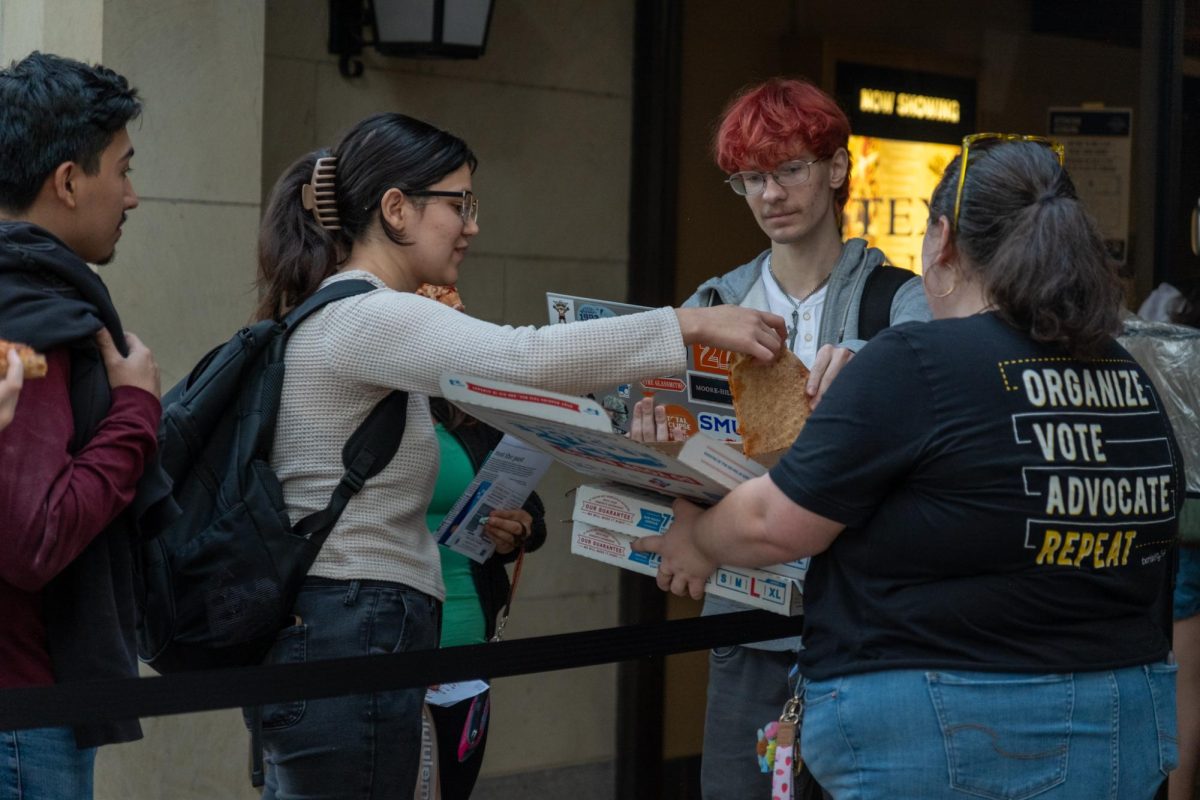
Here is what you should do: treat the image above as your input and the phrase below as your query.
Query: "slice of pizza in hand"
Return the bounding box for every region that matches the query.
[415,283,466,312]
[0,339,48,379]
[728,347,811,457]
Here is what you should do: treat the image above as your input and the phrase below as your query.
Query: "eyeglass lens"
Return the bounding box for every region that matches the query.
[728,160,813,196]
[463,193,479,224]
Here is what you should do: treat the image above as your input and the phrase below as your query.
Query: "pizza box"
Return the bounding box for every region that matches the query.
[573,481,678,538]
[572,482,810,584]
[439,374,767,504]
[641,439,788,470]
[570,522,803,616]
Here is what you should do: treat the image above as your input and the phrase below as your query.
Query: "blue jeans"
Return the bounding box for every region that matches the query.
[249,578,440,800]
[1175,546,1200,620]
[802,664,1178,800]
[0,727,95,800]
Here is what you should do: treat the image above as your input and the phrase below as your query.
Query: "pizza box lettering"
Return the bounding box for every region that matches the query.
[569,522,802,616]
[573,482,677,539]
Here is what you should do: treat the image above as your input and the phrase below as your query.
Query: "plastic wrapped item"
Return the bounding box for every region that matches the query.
[1119,316,1200,506]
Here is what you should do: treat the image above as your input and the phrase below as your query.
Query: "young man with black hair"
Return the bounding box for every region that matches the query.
[0,51,167,797]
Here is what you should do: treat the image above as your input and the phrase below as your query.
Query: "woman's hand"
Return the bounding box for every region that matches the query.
[676,306,786,364]
[0,349,24,432]
[482,508,534,555]
[631,498,718,600]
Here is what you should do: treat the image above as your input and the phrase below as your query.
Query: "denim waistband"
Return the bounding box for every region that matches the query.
[303,576,429,594]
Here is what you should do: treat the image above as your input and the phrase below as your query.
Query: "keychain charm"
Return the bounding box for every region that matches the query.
[771,696,803,799]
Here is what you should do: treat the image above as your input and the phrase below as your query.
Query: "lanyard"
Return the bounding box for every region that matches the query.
[489,544,525,643]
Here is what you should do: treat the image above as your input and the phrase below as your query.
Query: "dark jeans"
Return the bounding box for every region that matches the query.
[248,578,439,800]
[428,690,490,800]
[701,645,826,800]
[701,645,795,800]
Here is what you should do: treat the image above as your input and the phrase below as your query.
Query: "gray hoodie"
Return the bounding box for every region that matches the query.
[685,237,931,649]
[684,237,930,353]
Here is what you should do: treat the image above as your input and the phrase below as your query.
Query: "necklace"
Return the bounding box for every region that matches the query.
[767,262,830,351]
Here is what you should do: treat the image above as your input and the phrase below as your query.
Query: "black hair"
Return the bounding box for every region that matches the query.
[0,51,141,213]
[256,113,477,321]
[928,140,1123,358]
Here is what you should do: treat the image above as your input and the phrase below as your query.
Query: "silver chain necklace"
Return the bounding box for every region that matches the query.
[767,260,830,351]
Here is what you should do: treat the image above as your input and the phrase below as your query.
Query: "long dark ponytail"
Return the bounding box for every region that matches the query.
[929,141,1123,358]
[255,113,476,321]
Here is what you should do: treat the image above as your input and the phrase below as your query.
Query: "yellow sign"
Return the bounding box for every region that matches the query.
[858,88,961,124]
[843,135,961,273]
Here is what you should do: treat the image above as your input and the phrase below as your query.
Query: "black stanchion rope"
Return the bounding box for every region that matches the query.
[0,610,802,731]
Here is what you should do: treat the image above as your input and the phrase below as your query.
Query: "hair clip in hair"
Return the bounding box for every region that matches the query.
[301,155,341,230]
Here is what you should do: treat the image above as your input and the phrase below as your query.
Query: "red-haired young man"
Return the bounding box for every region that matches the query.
[631,77,929,799]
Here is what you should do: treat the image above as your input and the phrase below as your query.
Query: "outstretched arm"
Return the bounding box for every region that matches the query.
[675,306,786,364]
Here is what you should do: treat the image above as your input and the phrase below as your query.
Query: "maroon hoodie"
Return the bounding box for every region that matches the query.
[0,347,159,688]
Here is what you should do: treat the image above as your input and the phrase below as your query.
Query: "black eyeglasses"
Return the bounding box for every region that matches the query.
[407,189,479,224]
[725,158,826,197]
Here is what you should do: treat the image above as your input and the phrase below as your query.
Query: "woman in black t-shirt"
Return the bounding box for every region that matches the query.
[635,137,1183,799]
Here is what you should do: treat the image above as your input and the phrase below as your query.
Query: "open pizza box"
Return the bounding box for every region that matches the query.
[440,374,806,615]
[439,374,769,503]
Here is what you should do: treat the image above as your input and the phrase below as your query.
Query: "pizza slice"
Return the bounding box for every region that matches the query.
[0,339,48,379]
[728,348,811,457]
[416,283,466,312]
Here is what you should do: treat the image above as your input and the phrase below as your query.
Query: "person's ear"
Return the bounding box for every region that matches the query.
[51,162,80,209]
[929,215,955,266]
[828,147,850,190]
[378,187,408,232]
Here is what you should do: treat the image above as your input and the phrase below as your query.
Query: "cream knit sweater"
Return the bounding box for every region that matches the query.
[272,271,686,600]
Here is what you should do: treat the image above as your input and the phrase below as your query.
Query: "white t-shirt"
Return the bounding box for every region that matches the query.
[760,255,826,368]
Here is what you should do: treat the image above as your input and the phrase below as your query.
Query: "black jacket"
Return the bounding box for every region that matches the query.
[0,222,176,747]
[430,398,546,640]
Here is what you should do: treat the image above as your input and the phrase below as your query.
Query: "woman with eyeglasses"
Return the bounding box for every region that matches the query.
[248,112,786,800]
[635,136,1183,798]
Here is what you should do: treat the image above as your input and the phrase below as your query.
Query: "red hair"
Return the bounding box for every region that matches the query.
[714,78,851,212]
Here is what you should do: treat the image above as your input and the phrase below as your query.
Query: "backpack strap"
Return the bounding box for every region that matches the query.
[281,279,382,333]
[857,265,916,341]
[293,390,408,543]
[267,279,410,544]
[254,280,384,450]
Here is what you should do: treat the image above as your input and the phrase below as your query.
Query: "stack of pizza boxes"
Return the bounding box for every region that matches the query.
[571,482,806,615]
[439,374,805,616]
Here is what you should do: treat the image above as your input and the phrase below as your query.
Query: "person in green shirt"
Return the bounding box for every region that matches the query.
[426,396,547,799]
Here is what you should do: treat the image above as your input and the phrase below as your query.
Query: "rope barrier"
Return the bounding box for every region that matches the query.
[0,610,802,731]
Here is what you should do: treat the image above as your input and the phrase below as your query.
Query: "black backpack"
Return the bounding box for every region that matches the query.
[136,280,408,673]
[857,264,917,340]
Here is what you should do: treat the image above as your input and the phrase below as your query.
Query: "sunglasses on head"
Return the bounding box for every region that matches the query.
[952,133,1066,230]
